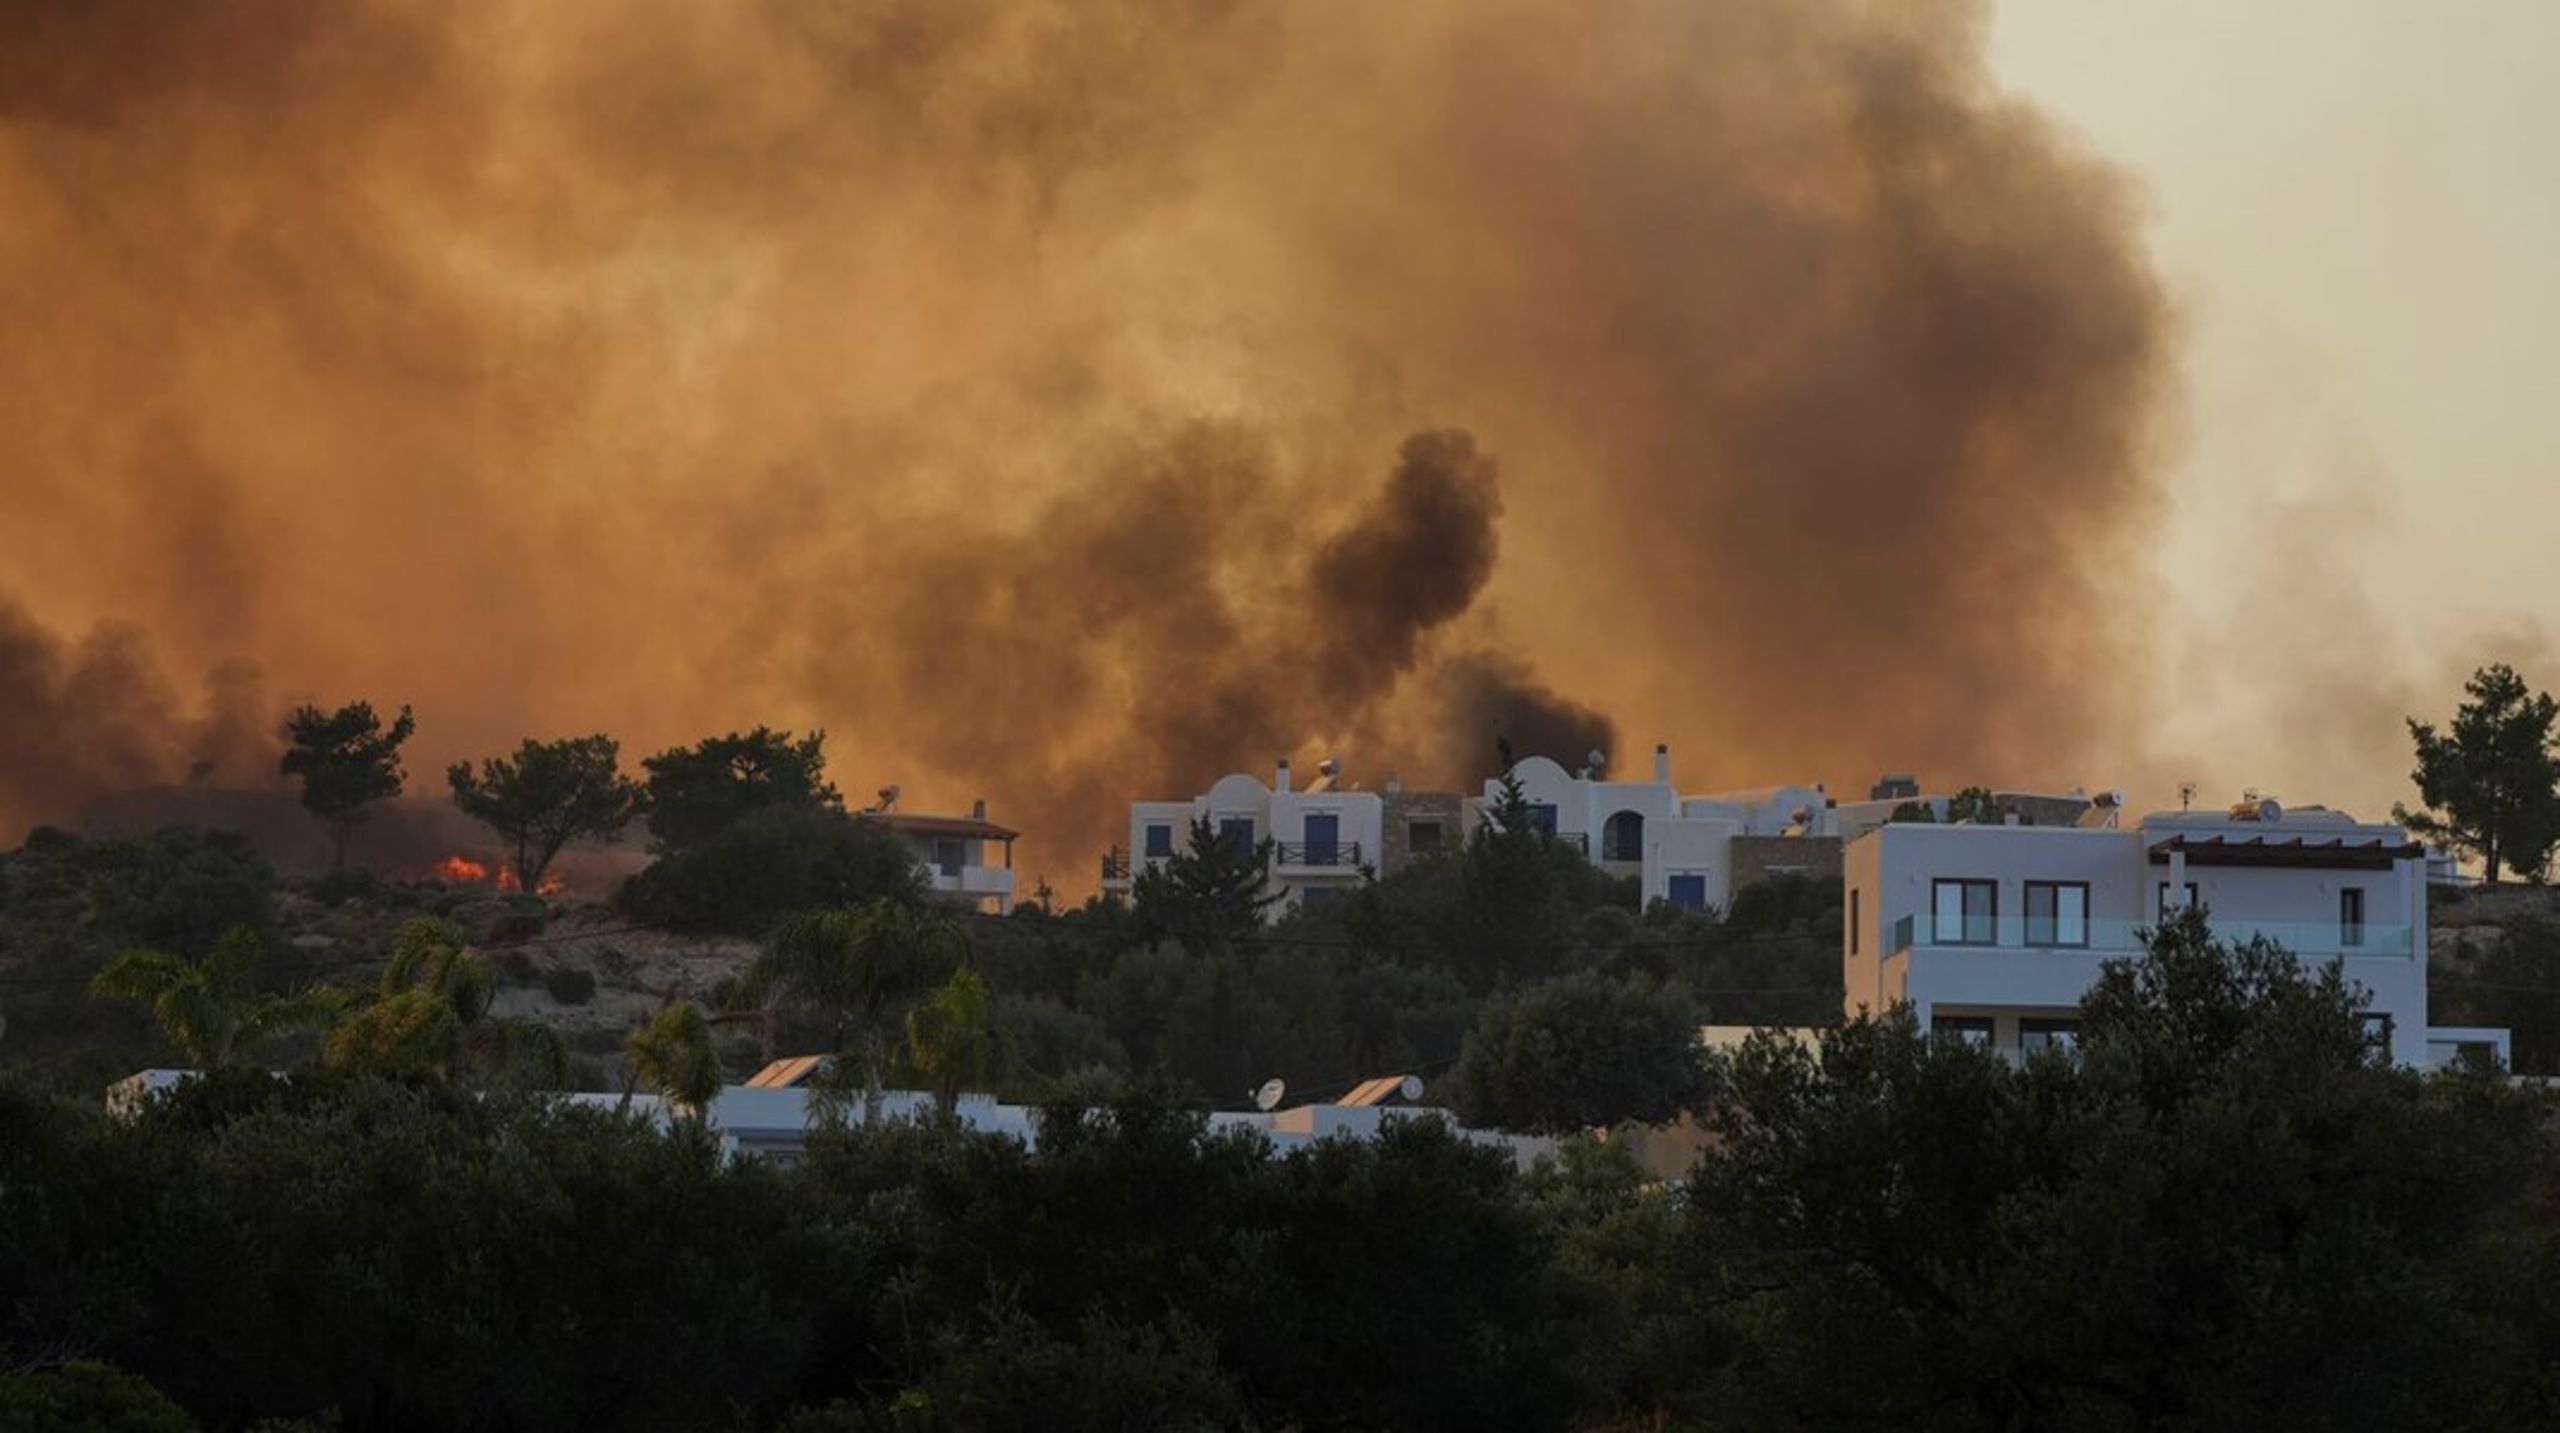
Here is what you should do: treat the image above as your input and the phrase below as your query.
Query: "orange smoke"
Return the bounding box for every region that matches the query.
[0,0,2176,889]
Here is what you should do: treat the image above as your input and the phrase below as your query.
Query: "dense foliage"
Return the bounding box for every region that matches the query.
[1691,910,2560,1429]
[638,727,842,854]
[6,914,2559,1431]
[615,805,926,935]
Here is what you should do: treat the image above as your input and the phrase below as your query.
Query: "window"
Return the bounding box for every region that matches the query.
[2340,887,2366,948]
[1143,824,1174,859]
[1932,1014,1994,1048]
[1667,874,1708,911]
[1217,817,1255,855]
[2023,881,2089,947]
[1407,820,1444,854]
[1528,803,1559,837]
[1850,889,1860,955]
[2360,1012,2394,1065]
[2156,882,2199,919]
[2020,1018,2080,1054]
[1932,879,1997,945]
[933,837,965,877]
[1602,810,1645,861]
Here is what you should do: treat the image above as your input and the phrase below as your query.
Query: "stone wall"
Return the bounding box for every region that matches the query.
[1380,791,1465,874]
[1730,835,1844,892]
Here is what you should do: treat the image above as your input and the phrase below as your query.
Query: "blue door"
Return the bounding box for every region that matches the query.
[1529,803,1559,837]
[1667,875,1708,911]
[1218,818,1255,856]
[1304,813,1339,865]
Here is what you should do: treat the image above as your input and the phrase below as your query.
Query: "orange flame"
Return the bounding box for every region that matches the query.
[426,854,567,896]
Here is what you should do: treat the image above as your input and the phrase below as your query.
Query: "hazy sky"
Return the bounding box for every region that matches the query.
[1991,1,2558,810]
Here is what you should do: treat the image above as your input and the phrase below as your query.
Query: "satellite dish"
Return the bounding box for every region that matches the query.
[1397,1074,1425,1103]
[1586,748,1608,774]
[1253,1078,1287,1112]
[1318,756,1341,778]
[875,784,900,812]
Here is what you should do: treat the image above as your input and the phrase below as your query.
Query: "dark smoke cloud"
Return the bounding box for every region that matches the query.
[0,595,279,829]
[1428,654,1619,789]
[0,0,2172,885]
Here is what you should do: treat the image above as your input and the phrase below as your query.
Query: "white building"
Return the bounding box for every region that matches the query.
[1485,745,1834,912]
[570,1065,1557,1168]
[1106,760,1385,914]
[858,800,1018,914]
[1842,796,2509,1068]
[1103,746,1840,917]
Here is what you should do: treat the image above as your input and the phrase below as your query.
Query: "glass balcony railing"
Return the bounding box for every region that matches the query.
[1887,913,2413,959]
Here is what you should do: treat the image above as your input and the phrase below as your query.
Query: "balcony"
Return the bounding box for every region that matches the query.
[1274,841,1365,872]
[927,864,1014,899]
[1887,913,2414,960]
[1099,847,1133,891]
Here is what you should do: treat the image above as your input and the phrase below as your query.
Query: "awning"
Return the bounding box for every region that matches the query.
[2146,833,2418,870]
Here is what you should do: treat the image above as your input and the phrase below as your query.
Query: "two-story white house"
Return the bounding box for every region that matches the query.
[1842,796,2508,1067]
[858,800,1018,915]
[1485,746,1835,913]
[1106,761,1384,914]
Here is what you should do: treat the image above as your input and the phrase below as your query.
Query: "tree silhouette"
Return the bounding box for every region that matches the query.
[279,700,415,870]
[2397,663,2560,883]
[448,734,644,891]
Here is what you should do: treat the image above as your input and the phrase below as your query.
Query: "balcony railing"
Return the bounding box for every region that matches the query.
[1100,848,1131,883]
[1275,841,1365,869]
[1887,913,2414,959]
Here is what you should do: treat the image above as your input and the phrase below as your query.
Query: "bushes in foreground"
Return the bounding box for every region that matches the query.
[7,913,2560,1431]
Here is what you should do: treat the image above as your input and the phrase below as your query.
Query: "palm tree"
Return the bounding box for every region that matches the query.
[89,926,340,1071]
[902,967,1004,1117]
[327,918,567,1086]
[734,900,962,1122]
[624,1002,725,1125]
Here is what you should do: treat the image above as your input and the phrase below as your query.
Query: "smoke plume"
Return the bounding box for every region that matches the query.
[0,0,2172,882]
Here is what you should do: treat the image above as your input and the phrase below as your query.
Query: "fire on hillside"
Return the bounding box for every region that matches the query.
[428,854,566,897]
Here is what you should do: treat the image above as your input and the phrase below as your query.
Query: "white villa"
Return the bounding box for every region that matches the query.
[857,798,1018,915]
[1106,759,1386,915]
[1102,745,1843,917]
[1842,795,2509,1068]
[1487,745,1835,912]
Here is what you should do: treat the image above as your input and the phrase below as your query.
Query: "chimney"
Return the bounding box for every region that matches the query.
[1275,758,1292,794]
[1653,742,1671,784]
[971,798,987,820]
[1384,772,1403,795]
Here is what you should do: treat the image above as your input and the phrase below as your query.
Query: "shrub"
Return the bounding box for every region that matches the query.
[544,967,598,1005]
[308,866,385,907]
[616,806,925,936]
[0,1360,194,1433]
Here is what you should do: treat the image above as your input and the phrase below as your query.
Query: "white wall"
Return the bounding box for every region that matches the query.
[1846,813,2441,1065]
